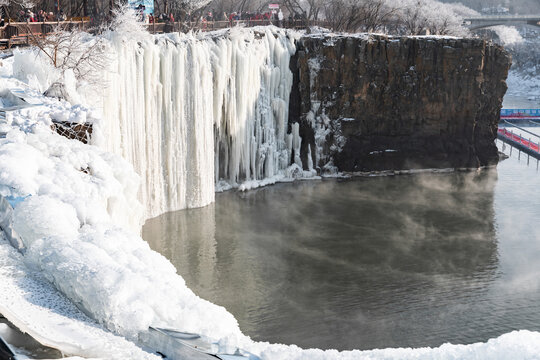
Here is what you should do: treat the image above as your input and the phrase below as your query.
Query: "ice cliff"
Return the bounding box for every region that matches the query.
[100,28,310,218]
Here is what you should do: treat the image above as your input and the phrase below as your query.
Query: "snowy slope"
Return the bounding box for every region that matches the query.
[0,233,159,359]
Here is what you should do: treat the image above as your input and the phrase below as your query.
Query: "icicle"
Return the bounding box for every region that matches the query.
[307,144,314,172]
[99,28,301,219]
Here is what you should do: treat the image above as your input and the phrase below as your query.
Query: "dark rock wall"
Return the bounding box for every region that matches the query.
[289,34,511,173]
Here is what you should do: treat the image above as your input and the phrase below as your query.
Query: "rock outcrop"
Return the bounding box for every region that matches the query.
[50,121,93,144]
[289,34,512,173]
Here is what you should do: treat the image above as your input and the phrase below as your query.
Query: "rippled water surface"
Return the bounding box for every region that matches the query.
[143,143,540,351]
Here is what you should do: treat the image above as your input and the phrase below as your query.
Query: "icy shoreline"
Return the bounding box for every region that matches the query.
[1,27,540,359]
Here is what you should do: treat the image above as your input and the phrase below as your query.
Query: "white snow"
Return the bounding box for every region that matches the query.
[490,26,524,46]
[0,232,159,359]
[506,71,540,100]
[2,25,540,360]
[0,62,247,355]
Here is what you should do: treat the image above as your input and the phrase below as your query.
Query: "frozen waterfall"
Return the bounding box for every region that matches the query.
[100,28,301,218]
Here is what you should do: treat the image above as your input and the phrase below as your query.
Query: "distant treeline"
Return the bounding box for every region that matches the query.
[438,0,540,14]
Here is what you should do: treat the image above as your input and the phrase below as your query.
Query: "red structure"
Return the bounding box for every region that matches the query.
[498,128,540,157]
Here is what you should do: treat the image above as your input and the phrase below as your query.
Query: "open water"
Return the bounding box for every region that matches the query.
[143,135,540,350]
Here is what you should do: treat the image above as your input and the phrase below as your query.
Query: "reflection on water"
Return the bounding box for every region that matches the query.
[144,167,532,350]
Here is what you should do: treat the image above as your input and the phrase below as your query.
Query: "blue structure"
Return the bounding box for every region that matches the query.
[129,0,154,15]
[501,109,540,116]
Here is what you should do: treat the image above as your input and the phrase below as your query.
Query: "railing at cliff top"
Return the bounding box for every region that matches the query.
[0,19,331,47]
[146,19,331,33]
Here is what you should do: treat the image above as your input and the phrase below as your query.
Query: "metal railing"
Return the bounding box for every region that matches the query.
[498,120,540,160]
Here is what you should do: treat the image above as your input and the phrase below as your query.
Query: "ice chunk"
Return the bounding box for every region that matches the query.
[13,195,80,247]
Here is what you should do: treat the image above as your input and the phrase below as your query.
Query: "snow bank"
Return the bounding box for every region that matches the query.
[244,330,540,359]
[0,68,245,351]
[0,233,160,359]
[13,196,80,246]
[0,109,142,235]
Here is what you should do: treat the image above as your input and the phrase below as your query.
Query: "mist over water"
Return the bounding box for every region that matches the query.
[143,147,540,350]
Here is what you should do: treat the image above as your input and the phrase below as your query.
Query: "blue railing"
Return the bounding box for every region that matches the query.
[501,109,540,116]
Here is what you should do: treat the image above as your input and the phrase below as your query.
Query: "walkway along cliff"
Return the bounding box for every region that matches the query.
[289,34,512,174]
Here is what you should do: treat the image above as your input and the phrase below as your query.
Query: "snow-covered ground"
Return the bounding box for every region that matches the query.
[505,71,540,103]
[0,232,160,359]
[2,26,540,359]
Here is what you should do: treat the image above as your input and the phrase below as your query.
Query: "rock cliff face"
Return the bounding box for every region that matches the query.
[289,34,512,173]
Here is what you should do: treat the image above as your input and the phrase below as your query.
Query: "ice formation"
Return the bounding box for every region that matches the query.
[99,27,306,218]
[0,233,160,359]
[2,26,540,360]
[0,69,246,350]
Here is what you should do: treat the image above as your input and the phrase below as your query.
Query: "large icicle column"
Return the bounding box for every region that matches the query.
[212,30,297,187]
[100,28,299,218]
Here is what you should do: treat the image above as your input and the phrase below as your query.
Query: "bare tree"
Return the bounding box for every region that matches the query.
[11,0,35,9]
[357,0,397,32]
[322,0,397,33]
[395,0,471,36]
[281,0,305,18]
[400,0,427,35]
[26,23,108,85]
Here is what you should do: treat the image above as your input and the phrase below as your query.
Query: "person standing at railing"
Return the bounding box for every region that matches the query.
[278,9,284,27]
[37,10,45,23]
[201,15,207,30]
[29,10,38,22]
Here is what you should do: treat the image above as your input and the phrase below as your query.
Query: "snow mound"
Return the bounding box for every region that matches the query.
[0,233,159,359]
[13,195,80,247]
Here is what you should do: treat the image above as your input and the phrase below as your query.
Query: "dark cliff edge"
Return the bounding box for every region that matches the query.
[288,34,512,174]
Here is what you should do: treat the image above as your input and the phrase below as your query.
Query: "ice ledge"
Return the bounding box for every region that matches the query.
[0,234,159,359]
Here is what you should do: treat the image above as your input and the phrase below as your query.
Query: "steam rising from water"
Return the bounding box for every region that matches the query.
[144,168,527,350]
